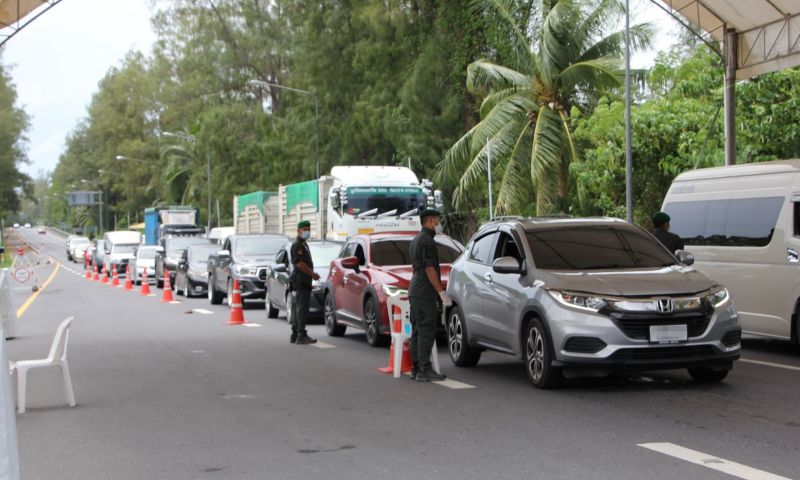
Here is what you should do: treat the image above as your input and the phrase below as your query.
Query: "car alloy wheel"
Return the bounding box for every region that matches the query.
[324,294,345,336]
[363,297,387,347]
[448,312,463,360]
[526,326,545,383]
[524,318,562,389]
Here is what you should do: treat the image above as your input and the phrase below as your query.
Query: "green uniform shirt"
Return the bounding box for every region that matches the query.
[290,237,314,289]
[409,227,440,299]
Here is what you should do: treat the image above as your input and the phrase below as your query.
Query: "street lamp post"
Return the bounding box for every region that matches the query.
[160,133,212,234]
[247,79,320,179]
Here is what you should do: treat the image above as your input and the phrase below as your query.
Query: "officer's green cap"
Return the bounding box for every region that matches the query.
[297,220,311,229]
[652,211,671,226]
[419,208,441,220]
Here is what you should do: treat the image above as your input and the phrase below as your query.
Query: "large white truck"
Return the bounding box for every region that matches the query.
[234,166,442,240]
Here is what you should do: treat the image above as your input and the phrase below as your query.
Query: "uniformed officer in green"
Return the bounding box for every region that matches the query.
[289,220,320,345]
[408,209,450,382]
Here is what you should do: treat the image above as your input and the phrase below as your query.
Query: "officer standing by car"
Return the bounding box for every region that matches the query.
[651,211,684,254]
[290,220,320,345]
[408,209,450,382]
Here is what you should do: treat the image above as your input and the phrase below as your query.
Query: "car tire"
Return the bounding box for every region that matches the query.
[208,274,223,305]
[324,293,346,336]
[363,296,389,347]
[156,269,164,289]
[524,317,563,389]
[687,366,729,383]
[446,305,481,367]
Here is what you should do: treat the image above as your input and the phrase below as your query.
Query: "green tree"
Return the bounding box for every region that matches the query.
[0,59,32,219]
[438,0,653,215]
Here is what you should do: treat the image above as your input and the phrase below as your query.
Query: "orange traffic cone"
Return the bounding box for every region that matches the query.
[226,279,245,325]
[378,303,413,375]
[85,257,91,279]
[161,271,175,302]
[124,264,133,291]
[140,268,151,296]
[100,265,109,284]
[93,263,99,281]
[111,264,120,287]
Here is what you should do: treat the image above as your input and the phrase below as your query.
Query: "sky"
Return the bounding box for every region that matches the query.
[1,0,680,179]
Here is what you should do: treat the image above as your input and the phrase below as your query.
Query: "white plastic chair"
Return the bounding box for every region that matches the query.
[386,296,440,378]
[9,317,76,413]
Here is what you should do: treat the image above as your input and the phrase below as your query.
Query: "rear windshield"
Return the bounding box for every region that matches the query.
[188,245,220,264]
[234,237,287,256]
[309,243,343,266]
[166,237,210,256]
[526,225,676,270]
[370,239,462,267]
[136,248,158,260]
[112,244,138,254]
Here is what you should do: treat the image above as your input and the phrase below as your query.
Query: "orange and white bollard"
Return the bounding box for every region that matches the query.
[161,270,175,302]
[140,268,151,296]
[378,299,413,377]
[100,265,109,284]
[124,264,134,291]
[85,257,91,279]
[226,279,245,325]
[111,264,120,287]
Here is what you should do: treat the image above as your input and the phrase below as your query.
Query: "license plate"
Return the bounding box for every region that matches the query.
[649,324,687,344]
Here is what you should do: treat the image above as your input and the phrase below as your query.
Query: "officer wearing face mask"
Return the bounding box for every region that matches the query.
[408,209,450,382]
[289,220,320,345]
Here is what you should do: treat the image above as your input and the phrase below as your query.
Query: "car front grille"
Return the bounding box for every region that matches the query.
[257,268,267,281]
[564,337,607,354]
[606,310,712,340]
[609,345,717,361]
[721,329,742,347]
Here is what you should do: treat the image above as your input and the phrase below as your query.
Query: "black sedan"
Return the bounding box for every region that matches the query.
[175,244,220,298]
[264,240,343,322]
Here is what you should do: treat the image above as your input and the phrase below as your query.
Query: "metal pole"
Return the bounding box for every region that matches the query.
[216,199,221,228]
[624,0,634,222]
[207,143,212,234]
[314,95,320,179]
[487,138,494,220]
[98,191,103,234]
[724,28,737,166]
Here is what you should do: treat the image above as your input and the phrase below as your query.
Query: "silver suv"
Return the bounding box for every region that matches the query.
[445,217,741,388]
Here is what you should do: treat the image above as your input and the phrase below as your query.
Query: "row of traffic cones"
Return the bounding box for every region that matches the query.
[83,259,246,325]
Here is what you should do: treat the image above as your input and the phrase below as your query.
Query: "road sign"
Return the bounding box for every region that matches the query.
[11,268,30,284]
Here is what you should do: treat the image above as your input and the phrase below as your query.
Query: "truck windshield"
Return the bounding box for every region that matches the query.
[166,237,210,256]
[344,187,425,216]
[235,237,286,257]
[525,225,676,270]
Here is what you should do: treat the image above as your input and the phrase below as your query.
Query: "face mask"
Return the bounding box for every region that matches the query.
[301,231,310,240]
[434,224,444,235]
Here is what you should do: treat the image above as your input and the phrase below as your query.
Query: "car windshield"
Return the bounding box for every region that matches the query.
[344,187,425,216]
[166,237,209,256]
[370,239,462,266]
[309,243,343,266]
[74,239,90,245]
[234,237,286,256]
[112,244,138,254]
[188,245,219,264]
[525,225,677,270]
[136,248,157,260]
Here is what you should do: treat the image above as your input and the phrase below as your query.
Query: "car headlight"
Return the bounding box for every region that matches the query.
[549,290,607,312]
[705,287,730,308]
[234,265,257,275]
[382,285,408,297]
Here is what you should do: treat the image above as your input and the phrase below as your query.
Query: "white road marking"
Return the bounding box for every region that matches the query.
[192,309,213,315]
[740,358,800,372]
[435,378,476,390]
[169,300,181,304]
[147,294,157,297]
[638,443,791,480]
[310,341,336,349]
[241,323,262,328]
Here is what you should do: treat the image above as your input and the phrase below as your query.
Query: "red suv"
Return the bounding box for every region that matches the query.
[324,232,464,346]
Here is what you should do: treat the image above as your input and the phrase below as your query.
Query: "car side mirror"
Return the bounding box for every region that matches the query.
[273,264,287,273]
[341,256,360,270]
[218,250,230,257]
[675,250,695,266]
[155,246,165,254]
[492,256,525,275]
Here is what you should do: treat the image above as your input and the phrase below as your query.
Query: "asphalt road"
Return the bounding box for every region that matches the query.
[5,227,800,480]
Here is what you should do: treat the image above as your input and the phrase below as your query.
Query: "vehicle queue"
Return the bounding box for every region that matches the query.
[57,160,800,389]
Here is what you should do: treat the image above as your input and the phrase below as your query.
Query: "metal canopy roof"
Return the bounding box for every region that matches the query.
[0,0,62,48]
[655,0,800,79]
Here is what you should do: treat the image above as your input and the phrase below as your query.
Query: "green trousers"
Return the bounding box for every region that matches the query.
[409,296,438,369]
[291,287,311,336]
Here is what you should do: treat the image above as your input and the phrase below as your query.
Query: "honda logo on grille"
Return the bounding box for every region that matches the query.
[656,299,673,313]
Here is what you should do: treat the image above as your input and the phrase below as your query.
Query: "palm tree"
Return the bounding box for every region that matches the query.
[159,136,204,205]
[437,0,653,215]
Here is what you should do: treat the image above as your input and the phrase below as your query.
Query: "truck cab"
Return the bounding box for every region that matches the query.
[102,231,142,274]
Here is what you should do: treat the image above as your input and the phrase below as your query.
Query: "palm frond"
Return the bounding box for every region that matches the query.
[495,120,534,214]
[529,107,564,212]
[480,87,527,119]
[575,0,625,47]
[578,23,655,62]
[467,59,532,95]
[469,0,538,72]
[539,0,576,87]
[557,56,623,93]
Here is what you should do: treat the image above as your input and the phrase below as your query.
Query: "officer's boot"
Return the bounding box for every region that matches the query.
[296,333,317,345]
[416,365,447,382]
[410,362,420,381]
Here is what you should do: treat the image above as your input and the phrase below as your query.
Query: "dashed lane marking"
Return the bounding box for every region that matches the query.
[638,443,791,480]
[310,341,336,349]
[241,322,262,328]
[192,309,213,314]
[401,372,476,389]
[740,358,800,373]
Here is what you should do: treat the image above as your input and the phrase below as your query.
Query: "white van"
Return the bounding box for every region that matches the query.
[102,231,142,275]
[207,226,235,245]
[662,160,800,343]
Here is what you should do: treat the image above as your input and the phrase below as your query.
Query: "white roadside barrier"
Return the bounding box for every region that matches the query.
[0,270,16,340]
[0,323,20,480]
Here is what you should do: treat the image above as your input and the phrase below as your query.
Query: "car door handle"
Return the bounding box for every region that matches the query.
[789,248,799,264]
[484,272,493,283]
